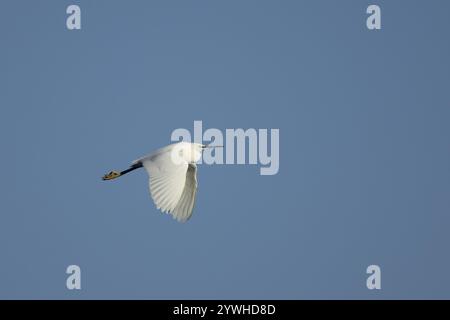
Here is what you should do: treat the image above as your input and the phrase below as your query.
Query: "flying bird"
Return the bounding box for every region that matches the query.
[102,142,221,222]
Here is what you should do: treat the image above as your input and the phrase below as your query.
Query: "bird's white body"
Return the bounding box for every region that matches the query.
[133,142,204,222]
[103,142,221,222]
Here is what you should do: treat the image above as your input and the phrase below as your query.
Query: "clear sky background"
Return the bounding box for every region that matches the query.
[1,0,449,299]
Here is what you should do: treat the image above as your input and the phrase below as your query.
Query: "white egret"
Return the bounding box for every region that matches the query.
[102,142,221,222]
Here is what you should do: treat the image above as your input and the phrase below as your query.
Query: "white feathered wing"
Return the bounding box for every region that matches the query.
[133,146,198,222]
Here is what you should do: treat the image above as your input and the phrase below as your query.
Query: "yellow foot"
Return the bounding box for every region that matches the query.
[102,170,121,181]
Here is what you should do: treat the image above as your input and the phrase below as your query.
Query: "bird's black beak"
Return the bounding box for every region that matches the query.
[203,144,223,149]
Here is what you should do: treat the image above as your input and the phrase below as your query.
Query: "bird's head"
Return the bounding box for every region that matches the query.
[170,142,223,165]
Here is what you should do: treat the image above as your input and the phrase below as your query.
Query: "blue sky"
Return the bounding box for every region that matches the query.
[0,0,449,299]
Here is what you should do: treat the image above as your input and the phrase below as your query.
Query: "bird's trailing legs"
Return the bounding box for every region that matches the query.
[102,162,143,181]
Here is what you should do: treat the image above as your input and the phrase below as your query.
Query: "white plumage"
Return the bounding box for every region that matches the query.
[135,142,201,222]
[103,142,212,222]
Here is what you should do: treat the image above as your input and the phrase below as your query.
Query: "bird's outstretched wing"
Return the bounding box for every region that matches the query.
[137,148,198,222]
[172,164,197,222]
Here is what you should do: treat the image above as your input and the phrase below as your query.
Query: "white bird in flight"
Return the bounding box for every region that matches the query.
[102,142,221,222]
